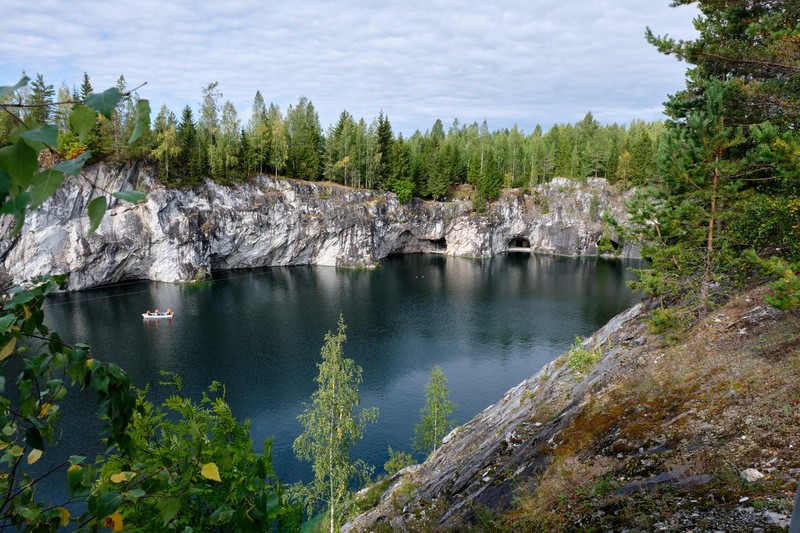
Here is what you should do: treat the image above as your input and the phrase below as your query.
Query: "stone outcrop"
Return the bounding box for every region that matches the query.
[1,163,639,291]
[342,285,800,531]
[341,301,654,532]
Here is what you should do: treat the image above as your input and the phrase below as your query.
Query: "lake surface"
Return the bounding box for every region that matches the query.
[42,253,640,485]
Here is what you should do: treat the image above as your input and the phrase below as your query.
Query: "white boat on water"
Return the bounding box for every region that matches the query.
[142,312,174,319]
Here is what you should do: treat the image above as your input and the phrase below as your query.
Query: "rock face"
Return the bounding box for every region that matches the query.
[342,285,800,531]
[341,301,654,532]
[1,163,639,291]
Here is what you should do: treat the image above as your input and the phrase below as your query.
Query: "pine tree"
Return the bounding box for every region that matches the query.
[412,365,457,456]
[293,316,378,533]
[634,0,800,303]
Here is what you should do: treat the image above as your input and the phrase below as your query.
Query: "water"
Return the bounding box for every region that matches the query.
[40,253,640,486]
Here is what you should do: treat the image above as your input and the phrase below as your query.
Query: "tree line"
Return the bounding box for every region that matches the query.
[1,72,665,208]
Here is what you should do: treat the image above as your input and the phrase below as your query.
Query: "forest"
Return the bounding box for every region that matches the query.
[0,73,664,209]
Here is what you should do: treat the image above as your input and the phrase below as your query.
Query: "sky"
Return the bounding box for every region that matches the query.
[1,0,700,136]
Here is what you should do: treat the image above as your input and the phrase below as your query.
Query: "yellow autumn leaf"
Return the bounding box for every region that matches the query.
[110,471,136,483]
[201,462,222,482]
[9,445,23,458]
[67,464,82,473]
[27,448,43,464]
[39,403,53,417]
[85,358,94,367]
[104,510,124,532]
[57,507,70,526]
[0,338,16,361]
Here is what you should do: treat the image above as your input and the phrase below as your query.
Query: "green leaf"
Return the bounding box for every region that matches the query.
[210,505,234,525]
[0,192,31,215]
[112,190,146,204]
[87,196,107,234]
[0,167,11,199]
[84,88,123,119]
[20,125,58,147]
[126,488,146,500]
[0,76,29,98]
[54,151,91,176]
[69,105,96,143]
[156,497,181,525]
[88,491,121,519]
[25,426,43,450]
[30,169,64,208]
[0,140,39,186]
[0,314,14,332]
[128,99,151,144]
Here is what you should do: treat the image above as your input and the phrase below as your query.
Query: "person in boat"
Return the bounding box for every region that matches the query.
[166,308,173,315]
[145,310,151,316]
[154,309,160,315]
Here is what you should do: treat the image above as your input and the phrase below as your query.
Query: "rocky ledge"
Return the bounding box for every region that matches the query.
[343,285,800,531]
[0,163,638,291]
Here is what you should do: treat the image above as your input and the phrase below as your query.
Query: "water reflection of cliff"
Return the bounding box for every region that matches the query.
[42,254,640,483]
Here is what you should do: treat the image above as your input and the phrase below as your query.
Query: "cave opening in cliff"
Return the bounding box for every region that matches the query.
[508,237,531,250]
[425,238,447,252]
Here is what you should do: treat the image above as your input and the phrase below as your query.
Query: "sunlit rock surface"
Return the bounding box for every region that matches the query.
[1,163,638,291]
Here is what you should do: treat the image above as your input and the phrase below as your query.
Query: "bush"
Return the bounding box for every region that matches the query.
[384,446,415,475]
[566,337,602,374]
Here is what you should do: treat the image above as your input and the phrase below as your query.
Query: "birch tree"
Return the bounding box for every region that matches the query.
[293,316,378,533]
[412,365,457,456]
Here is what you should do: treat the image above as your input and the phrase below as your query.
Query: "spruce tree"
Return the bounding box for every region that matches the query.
[27,73,54,125]
[79,72,93,99]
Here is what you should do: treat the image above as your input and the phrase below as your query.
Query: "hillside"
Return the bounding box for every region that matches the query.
[344,286,799,531]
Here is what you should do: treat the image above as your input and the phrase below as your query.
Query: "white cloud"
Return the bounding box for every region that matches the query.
[1,0,699,135]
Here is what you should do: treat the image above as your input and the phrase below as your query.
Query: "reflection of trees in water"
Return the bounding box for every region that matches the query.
[41,255,641,487]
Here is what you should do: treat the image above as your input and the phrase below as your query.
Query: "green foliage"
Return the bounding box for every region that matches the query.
[97,375,301,531]
[565,337,603,374]
[597,232,616,256]
[744,250,800,310]
[589,192,600,221]
[293,316,378,533]
[412,365,457,456]
[384,446,415,476]
[0,75,150,236]
[392,178,414,204]
[0,76,303,532]
[633,1,800,304]
[646,307,692,342]
[0,275,138,530]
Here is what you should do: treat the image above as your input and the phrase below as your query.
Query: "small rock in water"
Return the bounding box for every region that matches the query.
[740,468,765,483]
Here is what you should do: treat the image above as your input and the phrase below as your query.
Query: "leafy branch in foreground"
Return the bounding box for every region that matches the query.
[0,275,138,530]
[95,374,302,531]
[0,75,150,235]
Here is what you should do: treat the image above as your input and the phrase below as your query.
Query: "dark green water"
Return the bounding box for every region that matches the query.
[42,253,640,484]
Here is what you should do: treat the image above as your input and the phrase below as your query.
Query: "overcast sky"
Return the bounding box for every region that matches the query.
[2,0,699,135]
